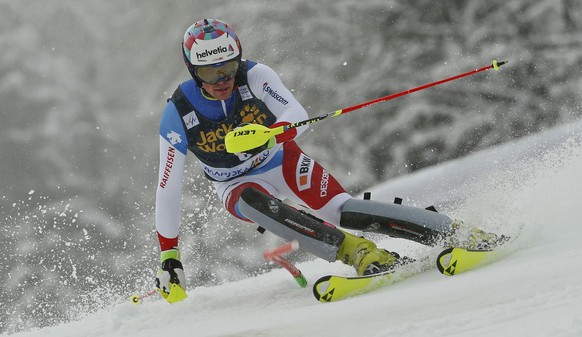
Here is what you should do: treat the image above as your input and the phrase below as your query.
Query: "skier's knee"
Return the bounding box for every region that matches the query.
[226,183,270,221]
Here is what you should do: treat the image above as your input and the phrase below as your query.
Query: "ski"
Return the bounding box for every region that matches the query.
[312,248,439,303]
[312,246,503,302]
[436,246,510,276]
[313,245,520,302]
[437,225,523,276]
[312,225,523,303]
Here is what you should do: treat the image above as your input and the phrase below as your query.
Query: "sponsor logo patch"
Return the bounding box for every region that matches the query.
[183,111,200,129]
[167,131,182,145]
[262,82,289,105]
[296,153,314,191]
[196,123,234,153]
[320,171,329,197]
[239,104,267,124]
[238,85,253,101]
[284,218,317,236]
[195,46,228,60]
[159,147,176,189]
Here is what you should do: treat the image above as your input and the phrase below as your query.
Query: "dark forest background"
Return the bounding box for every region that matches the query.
[1,0,581,333]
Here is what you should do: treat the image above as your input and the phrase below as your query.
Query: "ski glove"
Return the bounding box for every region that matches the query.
[234,123,276,156]
[155,248,187,302]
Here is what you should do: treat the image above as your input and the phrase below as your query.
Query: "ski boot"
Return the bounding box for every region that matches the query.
[336,231,401,276]
[446,220,510,250]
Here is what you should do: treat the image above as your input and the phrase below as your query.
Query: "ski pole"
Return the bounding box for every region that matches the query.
[264,240,308,288]
[130,284,187,304]
[130,289,158,305]
[225,60,507,153]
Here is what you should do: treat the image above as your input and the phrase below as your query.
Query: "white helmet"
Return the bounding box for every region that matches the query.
[182,19,242,82]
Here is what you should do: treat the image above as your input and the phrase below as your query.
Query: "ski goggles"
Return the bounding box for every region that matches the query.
[195,59,240,84]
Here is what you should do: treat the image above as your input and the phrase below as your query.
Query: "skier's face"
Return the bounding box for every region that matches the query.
[201,78,235,100]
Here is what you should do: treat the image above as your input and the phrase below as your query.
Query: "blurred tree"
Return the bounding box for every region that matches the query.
[0,0,581,333]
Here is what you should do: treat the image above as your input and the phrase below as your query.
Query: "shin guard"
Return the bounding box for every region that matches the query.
[340,198,453,245]
[238,188,345,262]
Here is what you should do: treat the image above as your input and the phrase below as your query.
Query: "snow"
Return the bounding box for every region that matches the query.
[6,121,582,337]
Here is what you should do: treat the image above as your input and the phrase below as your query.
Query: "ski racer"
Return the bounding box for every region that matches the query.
[154,19,501,300]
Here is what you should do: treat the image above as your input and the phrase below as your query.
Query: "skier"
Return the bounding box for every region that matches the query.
[154,19,501,300]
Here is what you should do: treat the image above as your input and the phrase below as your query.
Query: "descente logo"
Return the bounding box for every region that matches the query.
[262,82,289,105]
[196,46,228,59]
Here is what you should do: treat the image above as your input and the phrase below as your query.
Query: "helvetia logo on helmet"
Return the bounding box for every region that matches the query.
[196,46,228,60]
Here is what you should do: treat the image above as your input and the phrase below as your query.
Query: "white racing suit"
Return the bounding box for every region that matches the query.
[155,60,453,261]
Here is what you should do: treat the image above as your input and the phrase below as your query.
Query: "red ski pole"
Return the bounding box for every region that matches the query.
[264,240,308,288]
[226,60,507,153]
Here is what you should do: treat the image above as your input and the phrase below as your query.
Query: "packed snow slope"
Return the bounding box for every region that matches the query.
[7,120,582,337]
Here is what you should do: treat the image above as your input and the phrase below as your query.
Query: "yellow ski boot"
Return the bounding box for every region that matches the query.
[336,231,399,276]
[448,220,509,250]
